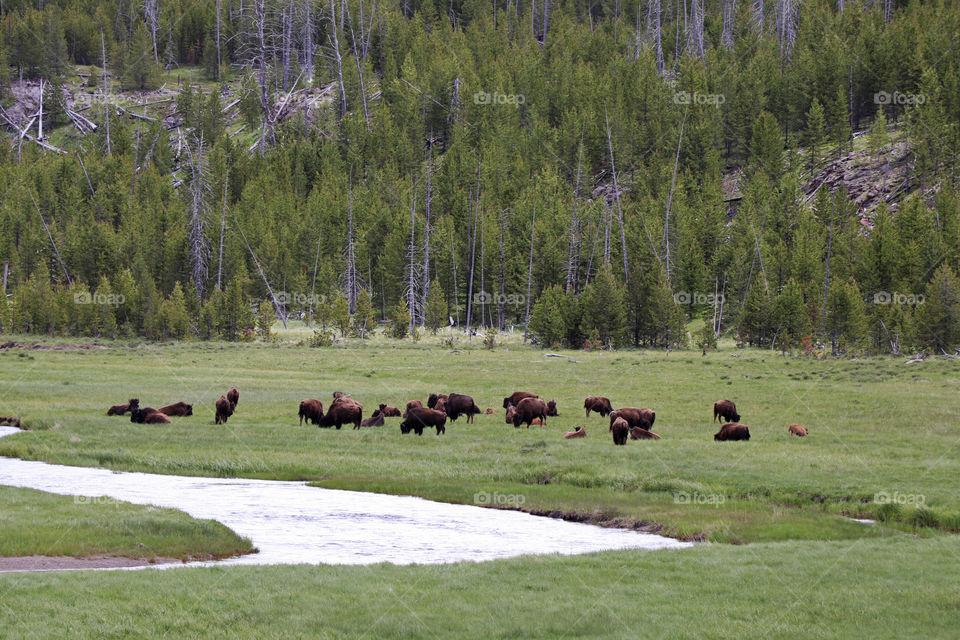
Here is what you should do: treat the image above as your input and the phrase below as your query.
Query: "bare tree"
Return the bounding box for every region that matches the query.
[465,160,481,334]
[648,0,664,72]
[216,0,223,74]
[752,0,764,33]
[185,136,213,300]
[218,169,229,290]
[329,0,347,119]
[28,188,70,284]
[565,127,584,293]
[405,175,421,330]
[344,177,358,313]
[101,32,111,155]
[498,208,507,329]
[450,222,460,326]
[688,0,704,59]
[663,109,687,280]
[604,108,629,282]
[143,0,159,64]
[722,0,736,49]
[304,0,314,83]
[777,0,797,60]
[522,207,535,343]
[420,139,434,325]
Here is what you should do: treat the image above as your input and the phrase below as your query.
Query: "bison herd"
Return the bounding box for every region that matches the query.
[104,386,809,445]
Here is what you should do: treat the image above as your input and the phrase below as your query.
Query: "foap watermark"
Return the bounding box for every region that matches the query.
[673,91,725,106]
[274,291,327,307]
[74,495,120,506]
[473,91,526,106]
[874,491,925,506]
[673,491,726,507]
[872,291,924,305]
[473,290,525,306]
[673,291,725,306]
[873,91,926,106]
[74,292,125,306]
[474,491,526,506]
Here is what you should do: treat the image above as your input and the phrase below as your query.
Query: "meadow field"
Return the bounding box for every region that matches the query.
[1,331,958,636]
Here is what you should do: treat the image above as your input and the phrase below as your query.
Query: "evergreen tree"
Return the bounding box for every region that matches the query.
[916,264,960,353]
[351,289,375,338]
[330,292,351,338]
[529,285,567,348]
[805,98,827,167]
[257,299,275,341]
[825,278,867,355]
[390,298,411,339]
[579,265,627,348]
[424,280,448,334]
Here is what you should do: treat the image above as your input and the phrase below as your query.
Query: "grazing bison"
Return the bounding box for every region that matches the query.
[227,387,239,409]
[630,426,661,440]
[609,408,656,431]
[714,422,751,441]
[319,401,363,430]
[445,393,481,423]
[107,398,139,416]
[583,396,613,418]
[788,424,808,437]
[503,391,538,409]
[485,408,494,415]
[713,400,740,423]
[130,407,171,424]
[563,426,586,439]
[298,399,324,426]
[361,411,385,427]
[546,400,559,417]
[400,406,447,435]
[158,402,193,417]
[404,400,424,417]
[215,396,234,424]
[505,405,517,424]
[378,404,401,417]
[333,391,349,400]
[427,393,449,409]
[513,397,548,428]
[611,417,630,445]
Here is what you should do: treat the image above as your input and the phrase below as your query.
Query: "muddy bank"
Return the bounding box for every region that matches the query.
[0,554,181,573]
[486,504,708,542]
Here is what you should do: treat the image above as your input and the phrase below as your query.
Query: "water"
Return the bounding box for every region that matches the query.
[0,427,690,566]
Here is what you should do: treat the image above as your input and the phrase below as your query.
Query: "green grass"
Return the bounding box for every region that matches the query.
[0,486,254,560]
[1,331,958,543]
[1,536,957,639]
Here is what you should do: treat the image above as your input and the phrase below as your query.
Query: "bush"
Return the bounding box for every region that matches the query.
[907,507,939,529]
[310,328,334,347]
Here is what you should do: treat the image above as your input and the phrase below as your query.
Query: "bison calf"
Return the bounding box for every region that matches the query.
[563,426,586,439]
[713,400,740,423]
[108,398,139,416]
[546,400,559,417]
[714,422,750,441]
[788,424,808,437]
[611,417,630,445]
[378,404,401,417]
[630,426,661,440]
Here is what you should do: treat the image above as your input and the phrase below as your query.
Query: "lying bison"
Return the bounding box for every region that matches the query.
[609,407,655,431]
[513,397,548,428]
[546,400,558,417]
[299,399,324,426]
[361,411,385,427]
[563,426,586,439]
[319,400,363,430]
[611,417,630,445]
[108,398,139,416]
[630,426,661,440]
[158,402,193,417]
[130,406,171,424]
[713,400,740,423]
[503,391,538,409]
[400,406,447,435]
[584,396,613,418]
[378,404,401,417]
[215,396,234,424]
[714,422,750,441]
[788,423,808,437]
[445,393,481,423]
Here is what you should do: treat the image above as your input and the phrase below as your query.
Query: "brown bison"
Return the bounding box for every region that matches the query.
[378,404,402,417]
[713,400,740,423]
[107,398,139,416]
[563,426,586,439]
[427,393,449,409]
[215,396,234,424]
[332,391,350,400]
[484,408,494,415]
[227,387,239,409]
[714,422,751,441]
[609,408,655,431]
[546,400,559,417]
[611,417,630,445]
[630,426,661,440]
[505,405,517,424]
[584,396,613,418]
[434,398,446,413]
[130,406,171,424]
[298,399,324,426]
[404,400,424,417]
[158,402,193,417]
[788,424,808,437]
[445,393,481,423]
[319,400,363,430]
[361,411,385,427]
[503,391,538,409]
[400,406,447,435]
[513,397,548,428]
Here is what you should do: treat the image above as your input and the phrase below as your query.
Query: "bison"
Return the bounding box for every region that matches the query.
[400,406,447,435]
[427,393,449,409]
[158,402,193,417]
[713,400,740,423]
[484,408,494,415]
[378,404,402,417]
[503,391,538,409]
[434,397,446,413]
[298,399,324,426]
[611,417,630,445]
[361,411,385,427]
[404,400,424,417]
[227,387,239,409]
[546,400,558,417]
[215,396,233,424]
[107,398,139,416]
[505,405,517,424]
[630,426,661,440]
[788,424,808,437]
[714,422,751,441]
[583,396,613,418]
[563,426,586,439]
[333,391,350,400]
[513,397,548,428]
[130,406,171,424]
[609,407,656,431]
[319,400,363,430]
[445,393,481,423]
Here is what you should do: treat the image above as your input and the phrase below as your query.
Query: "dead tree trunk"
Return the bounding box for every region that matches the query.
[498,208,506,329]
[522,207,535,343]
[407,175,418,331]
[330,0,347,119]
[420,140,433,325]
[216,0,223,73]
[101,32,111,155]
[28,188,71,284]
[663,109,687,280]
[604,108,629,282]
[345,178,358,313]
[722,0,735,49]
[235,216,288,328]
[307,228,322,325]
[451,223,460,326]
[465,160,481,334]
[187,136,213,301]
[566,127,584,294]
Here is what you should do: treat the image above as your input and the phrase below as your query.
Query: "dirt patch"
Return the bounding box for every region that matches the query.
[485,504,707,542]
[0,554,181,573]
[0,342,109,351]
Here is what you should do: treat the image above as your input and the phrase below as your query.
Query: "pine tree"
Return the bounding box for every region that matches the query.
[825,278,867,355]
[330,292,351,338]
[772,278,810,350]
[579,265,627,348]
[805,98,827,167]
[749,111,783,178]
[424,280,448,334]
[257,299,276,341]
[529,285,567,348]
[351,289,375,338]
[868,106,889,161]
[390,298,411,339]
[916,263,960,353]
